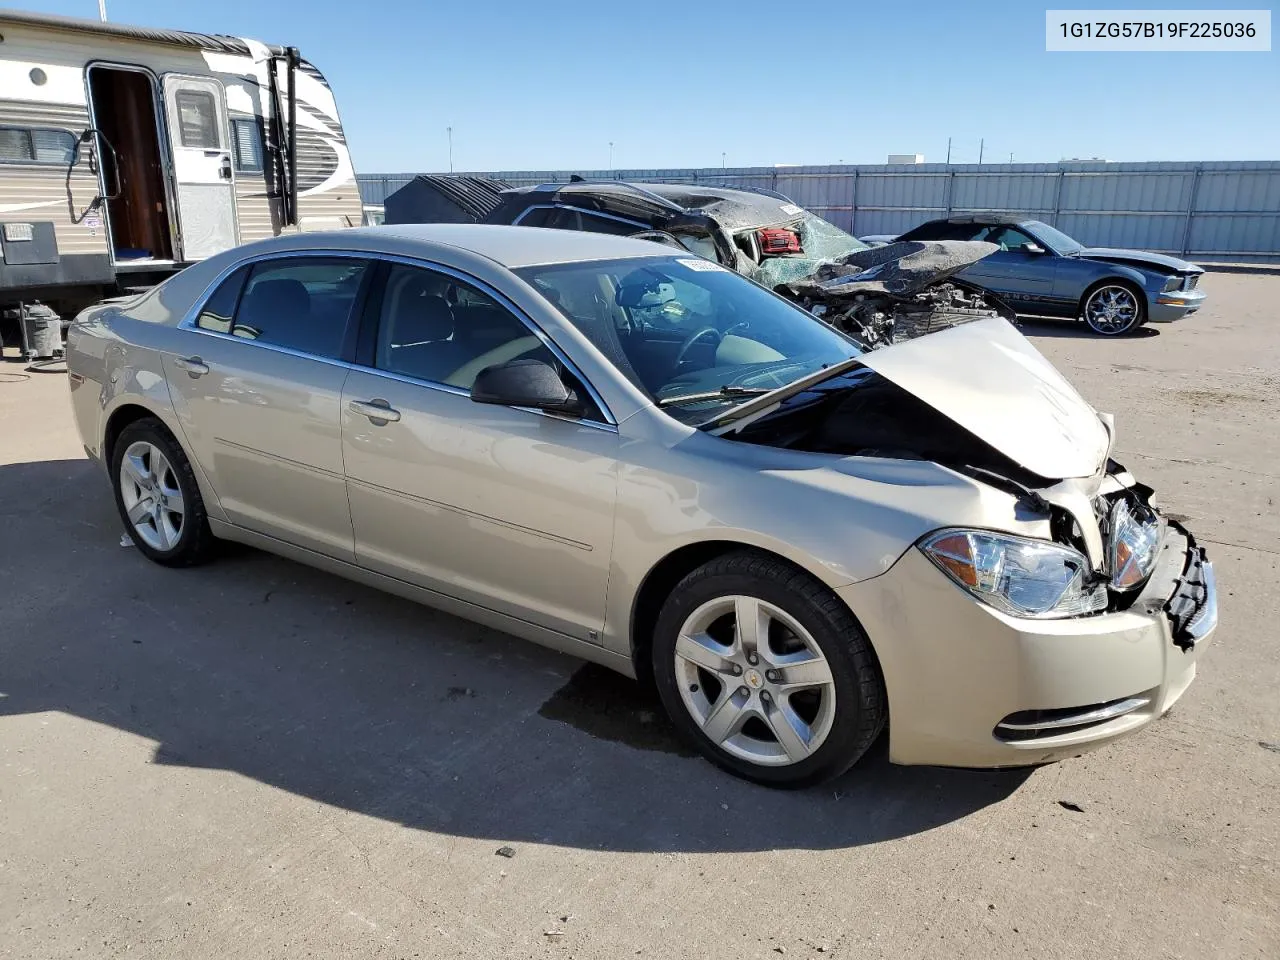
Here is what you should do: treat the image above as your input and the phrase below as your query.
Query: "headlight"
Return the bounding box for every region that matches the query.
[1162,275,1182,292]
[920,529,1107,619]
[1108,498,1162,590]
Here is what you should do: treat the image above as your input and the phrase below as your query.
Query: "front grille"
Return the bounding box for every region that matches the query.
[994,695,1151,742]
[1183,274,1200,291]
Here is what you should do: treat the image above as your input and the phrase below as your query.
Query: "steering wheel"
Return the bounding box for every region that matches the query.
[673,326,722,369]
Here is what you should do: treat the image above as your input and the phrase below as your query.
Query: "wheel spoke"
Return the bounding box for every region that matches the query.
[150,451,173,490]
[764,699,813,762]
[126,498,152,525]
[122,454,149,489]
[151,509,171,549]
[772,651,833,690]
[701,687,748,744]
[163,489,185,520]
[733,595,769,658]
[675,631,734,675]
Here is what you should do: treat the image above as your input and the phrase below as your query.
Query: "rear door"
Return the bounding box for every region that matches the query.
[164,255,372,559]
[162,75,237,261]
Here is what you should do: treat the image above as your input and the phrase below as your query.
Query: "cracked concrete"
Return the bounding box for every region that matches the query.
[0,272,1277,959]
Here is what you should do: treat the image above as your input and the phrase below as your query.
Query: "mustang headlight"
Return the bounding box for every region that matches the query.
[921,529,1107,619]
[1108,499,1162,591]
[1162,275,1182,292]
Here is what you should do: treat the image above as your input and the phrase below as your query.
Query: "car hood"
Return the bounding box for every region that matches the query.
[1074,247,1202,274]
[712,317,1110,480]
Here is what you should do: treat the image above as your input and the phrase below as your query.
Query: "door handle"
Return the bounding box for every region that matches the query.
[349,399,401,423]
[174,356,209,377]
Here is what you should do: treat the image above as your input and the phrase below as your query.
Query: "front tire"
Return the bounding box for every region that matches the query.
[651,551,886,788]
[1081,282,1145,336]
[110,418,217,567]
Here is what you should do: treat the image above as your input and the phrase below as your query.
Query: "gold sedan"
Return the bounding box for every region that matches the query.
[67,225,1217,786]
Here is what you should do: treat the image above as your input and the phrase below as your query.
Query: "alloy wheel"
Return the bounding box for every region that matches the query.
[118,440,186,551]
[673,595,837,766]
[1084,285,1140,334]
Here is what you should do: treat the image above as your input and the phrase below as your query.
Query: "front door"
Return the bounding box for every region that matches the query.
[162,75,237,261]
[960,224,1061,314]
[340,261,620,641]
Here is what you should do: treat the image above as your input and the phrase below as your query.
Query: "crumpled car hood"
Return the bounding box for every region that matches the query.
[857,315,1111,480]
[780,240,999,298]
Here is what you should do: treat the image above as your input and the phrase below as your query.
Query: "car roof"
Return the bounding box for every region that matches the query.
[932,215,1032,226]
[253,223,672,268]
[501,180,799,226]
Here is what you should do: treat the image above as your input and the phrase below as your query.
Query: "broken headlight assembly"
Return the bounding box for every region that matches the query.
[1107,498,1162,591]
[921,530,1107,619]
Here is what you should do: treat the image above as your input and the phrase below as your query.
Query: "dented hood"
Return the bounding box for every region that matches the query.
[857,317,1110,479]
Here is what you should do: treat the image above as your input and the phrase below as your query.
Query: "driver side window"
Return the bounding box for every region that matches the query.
[374,263,557,391]
[982,226,1038,252]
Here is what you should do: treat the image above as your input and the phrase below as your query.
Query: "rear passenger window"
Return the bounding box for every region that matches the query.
[218,258,369,358]
[514,207,550,227]
[544,207,645,236]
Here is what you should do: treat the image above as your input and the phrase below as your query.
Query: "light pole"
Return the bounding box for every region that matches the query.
[98,0,107,20]
[447,126,453,173]
[608,141,614,174]
[721,151,726,169]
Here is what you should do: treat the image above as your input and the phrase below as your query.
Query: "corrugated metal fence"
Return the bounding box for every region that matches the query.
[357,161,1280,263]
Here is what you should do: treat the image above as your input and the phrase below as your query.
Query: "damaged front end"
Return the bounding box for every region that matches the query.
[710,315,1216,641]
[770,240,1015,349]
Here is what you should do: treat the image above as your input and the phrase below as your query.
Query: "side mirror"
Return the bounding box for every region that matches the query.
[470,358,584,415]
[1023,242,1047,256]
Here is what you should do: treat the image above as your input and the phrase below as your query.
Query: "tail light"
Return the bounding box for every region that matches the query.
[758,227,802,255]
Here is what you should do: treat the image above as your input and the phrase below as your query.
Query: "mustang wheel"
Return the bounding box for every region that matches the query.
[110,418,217,567]
[652,551,886,787]
[1082,283,1145,335]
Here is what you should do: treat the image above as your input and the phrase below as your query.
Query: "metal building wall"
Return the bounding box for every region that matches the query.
[357,161,1280,263]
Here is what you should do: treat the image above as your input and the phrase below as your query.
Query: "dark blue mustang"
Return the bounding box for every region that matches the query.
[889,217,1206,336]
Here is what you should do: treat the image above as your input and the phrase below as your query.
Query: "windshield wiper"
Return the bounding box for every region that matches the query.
[656,385,774,408]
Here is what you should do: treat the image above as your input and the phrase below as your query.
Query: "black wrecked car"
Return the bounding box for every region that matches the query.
[384,176,1014,348]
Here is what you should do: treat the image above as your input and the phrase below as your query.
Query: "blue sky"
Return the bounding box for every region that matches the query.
[21,0,1280,173]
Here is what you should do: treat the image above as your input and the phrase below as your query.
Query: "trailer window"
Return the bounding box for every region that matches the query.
[231,118,264,173]
[175,90,221,149]
[0,127,76,165]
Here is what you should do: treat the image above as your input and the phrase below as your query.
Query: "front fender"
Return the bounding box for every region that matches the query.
[1085,263,1158,300]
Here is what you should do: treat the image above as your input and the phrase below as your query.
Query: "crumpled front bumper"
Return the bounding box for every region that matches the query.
[1149,286,1207,322]
[837,523,1217,768]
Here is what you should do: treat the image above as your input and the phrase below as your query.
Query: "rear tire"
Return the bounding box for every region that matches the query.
[110,418,218,567]
[651,551,886,788]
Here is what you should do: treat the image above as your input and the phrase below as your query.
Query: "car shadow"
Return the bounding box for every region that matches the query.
[0,458,1032,854]
[1017,316,1161,340]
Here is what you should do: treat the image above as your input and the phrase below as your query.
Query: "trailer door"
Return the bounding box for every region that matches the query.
[162,75,237,261]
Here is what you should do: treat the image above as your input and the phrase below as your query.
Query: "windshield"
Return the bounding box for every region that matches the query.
[796,212,869,259]
[516,256,861,425]
[1023,220,1085,255]
[751,213,869,288]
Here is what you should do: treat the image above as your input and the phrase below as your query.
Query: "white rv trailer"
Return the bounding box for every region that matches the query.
[0,8,361,324]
